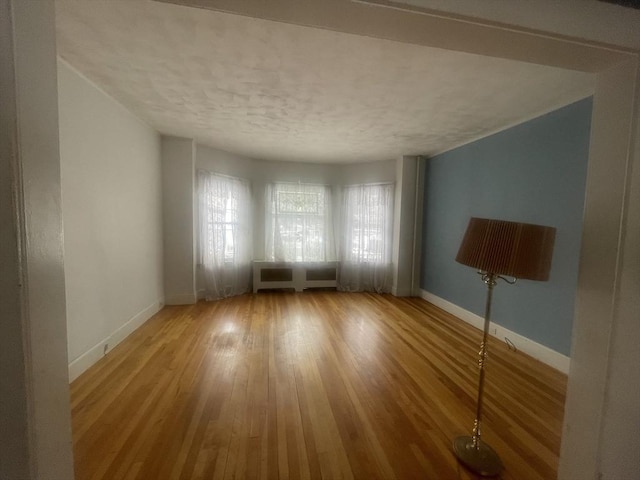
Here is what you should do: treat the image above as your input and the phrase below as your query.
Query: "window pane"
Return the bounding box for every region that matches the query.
[267,183,331,262]
[198,172,250,264]
[277,192,320,214]
[343,184,393,264]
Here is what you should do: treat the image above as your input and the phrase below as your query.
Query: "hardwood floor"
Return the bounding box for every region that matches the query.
[70,292,567,479]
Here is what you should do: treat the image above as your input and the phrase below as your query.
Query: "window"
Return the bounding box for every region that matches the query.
[197,170,252,299]
[338,183,394,292]
[265,183,335,262]
[204,187,240,263]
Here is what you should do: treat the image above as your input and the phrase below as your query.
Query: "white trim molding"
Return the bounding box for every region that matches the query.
[419,289,570,374]
[68,299,164,382]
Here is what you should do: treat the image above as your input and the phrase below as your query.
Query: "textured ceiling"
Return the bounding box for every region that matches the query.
[55,0,595,163]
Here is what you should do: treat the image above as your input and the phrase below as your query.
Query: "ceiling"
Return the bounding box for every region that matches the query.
[55,0,595,164]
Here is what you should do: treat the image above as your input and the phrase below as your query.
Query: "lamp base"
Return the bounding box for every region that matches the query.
[453,436,503,477]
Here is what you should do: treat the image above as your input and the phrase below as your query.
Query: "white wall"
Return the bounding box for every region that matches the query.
[559,58,640,480]
[1,1,74,478]
[337,160,396,186]
[161,135,197,305]
[392,156,418,296]
[598,64,640,478]
[58,61,164,381]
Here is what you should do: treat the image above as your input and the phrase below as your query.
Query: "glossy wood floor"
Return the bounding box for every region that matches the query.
[70,292,567,480]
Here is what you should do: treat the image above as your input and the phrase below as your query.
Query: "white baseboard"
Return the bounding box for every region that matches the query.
[68,299,164,382]
[419,290,570,374]
[165,293,197,305]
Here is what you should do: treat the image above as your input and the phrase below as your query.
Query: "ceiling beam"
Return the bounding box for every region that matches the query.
[156,0,632,72]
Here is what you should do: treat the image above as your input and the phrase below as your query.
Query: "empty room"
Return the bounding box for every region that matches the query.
[2,1,638,480]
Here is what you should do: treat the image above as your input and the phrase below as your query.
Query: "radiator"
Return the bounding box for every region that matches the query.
[252,261,338,293]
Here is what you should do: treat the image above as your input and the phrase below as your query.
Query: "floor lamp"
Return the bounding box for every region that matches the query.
[453,217,556,477]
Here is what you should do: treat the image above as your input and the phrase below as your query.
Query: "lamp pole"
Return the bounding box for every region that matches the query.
[472,272,496,448]
[453,272,504,477]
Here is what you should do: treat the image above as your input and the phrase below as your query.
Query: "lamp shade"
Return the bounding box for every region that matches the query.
[456,217,556,281]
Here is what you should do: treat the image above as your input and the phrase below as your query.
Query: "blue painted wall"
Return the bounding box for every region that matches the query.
[420,98,592,356]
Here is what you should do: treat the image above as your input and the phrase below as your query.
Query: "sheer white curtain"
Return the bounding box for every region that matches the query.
[338,183,394,293]
[265,183,335,262]
[197,170,252,300]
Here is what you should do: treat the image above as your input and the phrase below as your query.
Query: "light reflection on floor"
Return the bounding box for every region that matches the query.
[344,315,379,356]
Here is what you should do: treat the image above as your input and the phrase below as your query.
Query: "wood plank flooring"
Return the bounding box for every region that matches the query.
[70,292,567,479]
